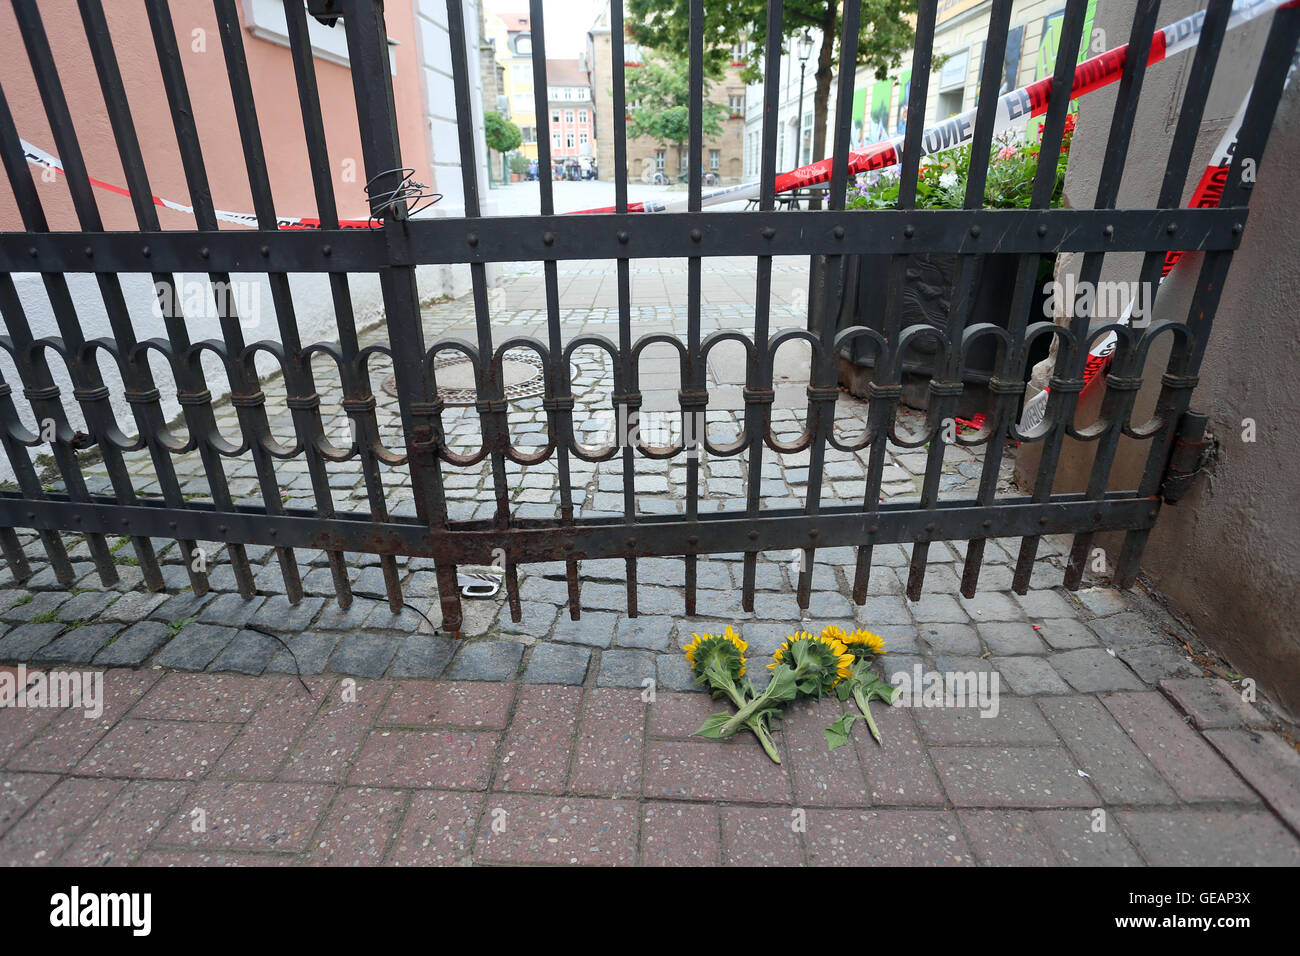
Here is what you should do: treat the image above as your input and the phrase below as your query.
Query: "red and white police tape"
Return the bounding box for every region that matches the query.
[17,139,380,230]
[572,0,1292,215]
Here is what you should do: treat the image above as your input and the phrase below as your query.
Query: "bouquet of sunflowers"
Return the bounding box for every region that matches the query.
[685,624,894,764]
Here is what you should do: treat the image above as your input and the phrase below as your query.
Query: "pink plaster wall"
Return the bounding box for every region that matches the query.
[0,0,430,233]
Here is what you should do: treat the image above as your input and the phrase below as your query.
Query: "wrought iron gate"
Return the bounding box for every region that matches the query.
[0,0,1294,636]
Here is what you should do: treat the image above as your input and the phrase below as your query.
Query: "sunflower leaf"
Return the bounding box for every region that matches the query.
[694,712,736,738]
[824,712,859,751]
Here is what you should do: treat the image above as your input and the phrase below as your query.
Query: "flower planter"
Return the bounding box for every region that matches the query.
[834,251,1054,419]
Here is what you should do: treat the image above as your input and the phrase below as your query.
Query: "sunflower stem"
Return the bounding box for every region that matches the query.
[853,685,883,746]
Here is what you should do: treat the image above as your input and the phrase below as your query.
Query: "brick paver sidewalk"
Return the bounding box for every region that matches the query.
[2,628,1298,865]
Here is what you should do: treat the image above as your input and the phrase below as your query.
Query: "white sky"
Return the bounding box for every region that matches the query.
[485,0,605,59]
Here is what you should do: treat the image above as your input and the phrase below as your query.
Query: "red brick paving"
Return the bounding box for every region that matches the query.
[0,672,1297,865]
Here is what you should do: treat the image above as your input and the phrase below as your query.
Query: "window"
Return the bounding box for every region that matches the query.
[709,149,720,170]
[512,64,531,85]
[553,132,560,147]
[521,126,536,143]
[938,47,969,117]
[551,110,560,123]
[654,149,665,170]
[514,35,531,55]
[512,93,531,113]
[565,133,575,148]
[730,42,748,64]
[579,132,589,145]
[578,109,588,123]
[565,109,575,123]
[728,94,744,116]
[563,87,574,99]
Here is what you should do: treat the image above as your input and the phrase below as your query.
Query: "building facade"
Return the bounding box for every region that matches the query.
[743,30,840,180]
[587,3,747,184]
[483,6,538,160]
[545,58,595,164]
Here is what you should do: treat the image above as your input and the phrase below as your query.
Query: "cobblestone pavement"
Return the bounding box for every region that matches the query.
[2,261,1298,864]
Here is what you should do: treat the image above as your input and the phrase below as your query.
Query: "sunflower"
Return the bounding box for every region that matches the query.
[842,627,887,656]
[684,625,748,680]
[768,630,854,689]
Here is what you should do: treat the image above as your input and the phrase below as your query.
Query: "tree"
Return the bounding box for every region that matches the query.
[625,53,729,179]
[484,110,522,181]
[628,0,914,177]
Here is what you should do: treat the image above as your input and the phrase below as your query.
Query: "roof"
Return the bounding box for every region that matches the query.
[497,12,529,33]
[545,58,588,87]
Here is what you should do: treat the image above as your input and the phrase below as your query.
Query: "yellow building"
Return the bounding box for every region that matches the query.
[484,7,538,160]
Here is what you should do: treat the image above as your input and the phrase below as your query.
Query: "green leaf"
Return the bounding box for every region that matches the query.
[694,712,735,738]
[824,712,859,752]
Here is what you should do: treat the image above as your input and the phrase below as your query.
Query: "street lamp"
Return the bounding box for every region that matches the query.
[796,30,813,167]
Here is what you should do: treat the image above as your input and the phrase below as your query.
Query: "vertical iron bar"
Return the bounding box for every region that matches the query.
[280,0,402,611]
[741,0,785,612]
[611,0,639,616]
[16,0,178,592]
[799,0,861,609]
[528,0,578,622]
[683,0,704,615]
[142,0,268,599]
[211,0,348,607]
[342,0,462,631]
[851,0,937,602]
[0,87,117,587]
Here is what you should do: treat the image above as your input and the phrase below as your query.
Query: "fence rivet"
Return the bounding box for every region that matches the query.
[168,522,177,529]
[322,245,332,256]
[28,247,37,258]
[27,513,34,521]
[467,233,479,246]
[1037,224,1048,237]
[762,226,775,239]
[748,530,760,540]
[903,225,914,238]
[969,225,980,238]
[983,519,993,528]
[199,247,209,259]
[218,525,227,534]
[1148,509,1158,519]
[690,229,702,242]
[808,529,819,538]
[141,245,151,257]
[1166,223,1177,235]
[269,529,277,537]
[617,231,629,243]
[625,537,636,547]
[74,515,81,523]
[688,535,699,546]
[926,522,936,533]
[260,245,269,257]
[869,525,879,534]
[1232,223,1243,235]
[84,246,94,257]
[833,226,844,239]
[1039,516,1049,525]
[543,232,555,245]
[1103,224,1114,237]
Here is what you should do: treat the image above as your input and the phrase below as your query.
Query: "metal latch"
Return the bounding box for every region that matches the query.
[306,0,342,27]
[1160,410,1211,504]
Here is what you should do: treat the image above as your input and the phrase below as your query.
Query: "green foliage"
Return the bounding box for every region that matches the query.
[484,110,522,155]
[627,0,915,85]
[508,153,530,174]
[848,117,1076,210]
[624,52,728,156]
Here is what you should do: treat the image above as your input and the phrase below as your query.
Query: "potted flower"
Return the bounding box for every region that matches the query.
[508,153,529,183]
[834,116,1075,416]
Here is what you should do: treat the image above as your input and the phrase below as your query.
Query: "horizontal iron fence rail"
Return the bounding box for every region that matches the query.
[0,208,1249,272]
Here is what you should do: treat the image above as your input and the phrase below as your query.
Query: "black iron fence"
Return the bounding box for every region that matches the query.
[0,0,1295,636]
